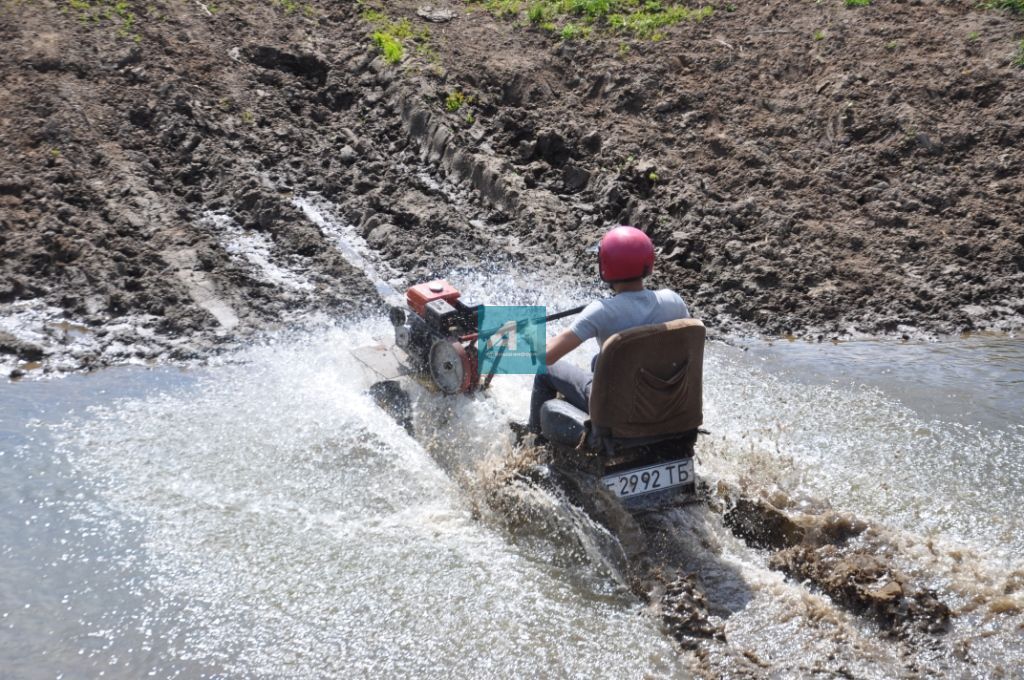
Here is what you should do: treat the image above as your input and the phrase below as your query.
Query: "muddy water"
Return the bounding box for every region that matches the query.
[3,316,1023,677]
[717,336,1024,559]
[0,333,685,679]
[743,335,1024,431]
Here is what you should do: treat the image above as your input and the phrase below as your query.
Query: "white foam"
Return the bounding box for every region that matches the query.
[202,212,315,293]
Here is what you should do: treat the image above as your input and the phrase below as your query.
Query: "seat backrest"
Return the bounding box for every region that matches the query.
[589,319,705,439]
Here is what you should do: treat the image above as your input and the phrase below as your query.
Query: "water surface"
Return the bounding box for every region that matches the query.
[2,302,1023,678]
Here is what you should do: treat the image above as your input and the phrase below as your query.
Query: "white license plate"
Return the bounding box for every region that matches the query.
[601,459,694,499]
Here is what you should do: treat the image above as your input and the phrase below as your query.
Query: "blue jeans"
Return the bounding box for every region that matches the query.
[528,360,593,433]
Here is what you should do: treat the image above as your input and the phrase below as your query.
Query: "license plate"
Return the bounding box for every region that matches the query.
[601,459,694,499]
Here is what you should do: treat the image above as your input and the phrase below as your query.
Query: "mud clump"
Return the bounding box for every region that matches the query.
[719,487,950,635]
[652,571,724,647]
[770,544,951,635]
[723,496,805,550]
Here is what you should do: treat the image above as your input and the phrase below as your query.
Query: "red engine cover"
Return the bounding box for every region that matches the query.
[406,280,461,317]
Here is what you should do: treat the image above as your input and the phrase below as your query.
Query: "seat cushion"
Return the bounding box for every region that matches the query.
[539,399,588,447]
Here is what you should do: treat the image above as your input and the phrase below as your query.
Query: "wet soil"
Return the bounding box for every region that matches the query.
[1,0,1022,372]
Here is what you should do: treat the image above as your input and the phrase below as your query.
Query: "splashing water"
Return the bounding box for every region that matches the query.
[2,197,1022,677]
[34,322,685,679]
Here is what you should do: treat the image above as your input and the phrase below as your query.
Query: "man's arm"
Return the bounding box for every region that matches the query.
[545,329,583,366]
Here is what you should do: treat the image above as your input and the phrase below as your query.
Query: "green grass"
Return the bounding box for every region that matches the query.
[1014,39,1024,67]
[844,0,871,6]
[372,30,404,63]
[63,0,140,40]
[445,90,467,111]
[559,21,591,39]
[362,7,427,65]
[813,29,825,40]
[527,1,549,22]
[608,4,712,39]
[983,0,1023,12]
[485,0,714,40]
[485,0,523,16]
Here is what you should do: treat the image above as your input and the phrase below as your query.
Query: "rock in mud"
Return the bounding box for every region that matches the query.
[562,164,591,194]
[0,331,44,361]
[338,145,358,165]
[416,5,456,22]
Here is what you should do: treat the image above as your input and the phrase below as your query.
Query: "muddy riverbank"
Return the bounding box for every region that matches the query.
[2,0,1023,375]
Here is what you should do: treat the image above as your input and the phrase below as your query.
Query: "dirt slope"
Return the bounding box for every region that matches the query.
[0,0,1022,373]
[412,0,1024,336]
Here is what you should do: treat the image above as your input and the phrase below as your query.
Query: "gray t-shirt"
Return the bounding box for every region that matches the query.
[568,289,690,349]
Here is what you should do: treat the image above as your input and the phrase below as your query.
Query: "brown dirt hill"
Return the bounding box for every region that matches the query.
[414,0,1024,337]
[0,0,1022,371]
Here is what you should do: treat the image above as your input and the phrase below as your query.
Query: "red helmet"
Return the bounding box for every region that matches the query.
[598,226,655,282]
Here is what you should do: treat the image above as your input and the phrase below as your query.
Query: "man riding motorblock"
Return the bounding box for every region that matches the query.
[526,225,690,436]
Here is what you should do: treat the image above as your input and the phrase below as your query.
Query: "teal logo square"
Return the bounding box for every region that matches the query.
[477,306,547,375]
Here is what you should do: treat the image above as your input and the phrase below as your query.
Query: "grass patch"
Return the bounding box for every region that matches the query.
[63,0,140,41]
[372,30,404,63]
[485,0,523,16]
[1014,39,1024,67]
[445,90,467,111]
[559,21,591,39]
[844,0,871,6]
[480,0,714,40]
[444,90,478,122]
[362,6,432,65]
[983,0,1023,12]
[527,1,550,22]
[813,29,825,40]
[608,3,713,39]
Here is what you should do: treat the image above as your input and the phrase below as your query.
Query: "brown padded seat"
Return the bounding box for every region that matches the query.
[589,319,705,440]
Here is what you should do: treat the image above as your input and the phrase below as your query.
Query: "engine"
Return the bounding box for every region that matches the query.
[391,280,484,394]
